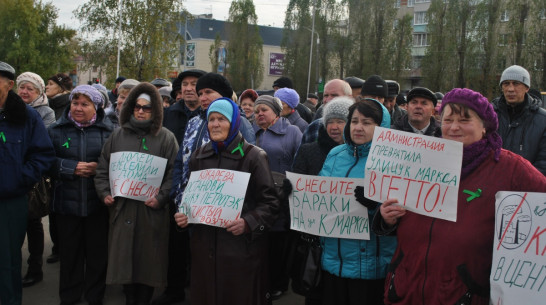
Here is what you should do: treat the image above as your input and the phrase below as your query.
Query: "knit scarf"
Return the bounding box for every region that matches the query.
[130,115,152,133]
[69,111,97,128]
[461,132,502,179]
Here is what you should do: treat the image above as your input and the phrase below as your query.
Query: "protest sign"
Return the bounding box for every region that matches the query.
[363,127,463,222]
[287,172,370,240]
[178,169,250,228]
[109,151,167,201]
[490,192,546,305]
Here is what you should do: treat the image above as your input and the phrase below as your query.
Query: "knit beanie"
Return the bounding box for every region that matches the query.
[17,72,45,96]
[48,73,73,91]
[274,88,300,109]
[92,83,109,108]
[361,75,388,98]
[440,88,498,134]
[115,76,126,83]
[208,98,234,123]
[272,76,293,89]
[500,65,531,88]
[323,96,353,125]
[70,85,104,109]
[0,61,15,80]
[196,73,233,98]
[386,80,400,98]
[254,95,283,116]
[407,87,438,107]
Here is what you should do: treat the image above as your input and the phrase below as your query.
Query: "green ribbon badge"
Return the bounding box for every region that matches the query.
[231,142,244,157]
[62,137,71,148]
[463,188,482,202]
[0,132,5,143]
[142,138,149,151]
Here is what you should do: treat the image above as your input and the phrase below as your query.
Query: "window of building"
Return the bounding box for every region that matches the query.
[412,56,423,69]
[500,10,509,22]
[395,0,401,8]
[498,34,508,46]
[413,33,428,46]
[408,0,415,7]
[415,0,431,3]
[414,11,428,25]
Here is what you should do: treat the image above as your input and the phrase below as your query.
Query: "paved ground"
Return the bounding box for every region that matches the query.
[21,217,305,305]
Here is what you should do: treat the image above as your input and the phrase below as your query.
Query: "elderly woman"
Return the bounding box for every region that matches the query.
[376,88,546,305]
[46,73,73,119]
[239,88,258,123]
[275,88,308,132]
[15,72,56,288]
[48,85,113,305]
[94,82,178,305]
[174,97,279,305]
[318,98,397,305]
[252,95,302,298]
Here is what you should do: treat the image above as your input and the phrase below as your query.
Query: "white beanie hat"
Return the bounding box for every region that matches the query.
[500,65,530,88]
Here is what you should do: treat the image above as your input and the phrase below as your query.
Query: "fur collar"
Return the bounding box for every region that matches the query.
[119,82,163,135]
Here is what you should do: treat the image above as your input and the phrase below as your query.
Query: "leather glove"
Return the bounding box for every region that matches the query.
[354,186,378,210]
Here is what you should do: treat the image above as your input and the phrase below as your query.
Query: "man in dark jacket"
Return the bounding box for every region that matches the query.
[163,69,206,145]
[0,61,55,305]
[154,69,205,305]
[392,87,441,137]
[492,65,546,175]
[107,76,126,105]
[385,80,406,125]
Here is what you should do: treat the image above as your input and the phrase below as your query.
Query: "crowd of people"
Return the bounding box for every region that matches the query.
[0,59,545,305]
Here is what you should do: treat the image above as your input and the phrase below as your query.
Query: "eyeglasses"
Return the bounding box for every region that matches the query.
[134,104,152,113]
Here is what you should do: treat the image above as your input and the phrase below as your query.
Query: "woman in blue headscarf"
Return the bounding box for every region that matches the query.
[175,98,279,305]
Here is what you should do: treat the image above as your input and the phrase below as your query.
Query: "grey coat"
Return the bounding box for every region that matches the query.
[94,83,179,287]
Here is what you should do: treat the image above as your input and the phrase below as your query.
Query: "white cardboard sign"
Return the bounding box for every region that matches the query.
[178,169,250,228]
[490,191,546,305]
[109,151,167,201]
[287,172,370,240]
[363,127,463,222]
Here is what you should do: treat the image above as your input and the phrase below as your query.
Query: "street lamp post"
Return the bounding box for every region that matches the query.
[306,0,317,97]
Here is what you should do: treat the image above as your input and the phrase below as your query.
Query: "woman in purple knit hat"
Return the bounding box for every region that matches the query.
[374,88,546,305]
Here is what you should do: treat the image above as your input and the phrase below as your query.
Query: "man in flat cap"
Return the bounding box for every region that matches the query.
[492,65,546,175]
[0,62,55,305]
[392,87,441,137]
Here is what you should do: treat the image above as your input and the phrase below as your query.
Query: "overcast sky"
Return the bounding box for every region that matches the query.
[54,0,291,31]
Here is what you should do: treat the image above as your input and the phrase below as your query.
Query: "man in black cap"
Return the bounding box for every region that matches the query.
[385,80,406,124]
[163,69,206,145]
[303,93,319,114]
[360,75,387,103]
[0,62,55,305]
[108,76,126,105]
[392,87,441,137]
[150,78,171,88]
[155,69,206,305]
[272,76,313,123]
[344,76,365,99]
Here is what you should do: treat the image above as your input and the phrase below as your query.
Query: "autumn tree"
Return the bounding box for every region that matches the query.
[0,0,76,78]
[75,0,184,82]
[209,33,223,74]
[225,0,264,91]
[474,0,502,98]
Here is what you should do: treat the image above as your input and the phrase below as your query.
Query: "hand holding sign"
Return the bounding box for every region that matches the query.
[380,198,407,226]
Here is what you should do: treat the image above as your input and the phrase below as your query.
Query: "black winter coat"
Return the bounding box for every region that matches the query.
[48,107,114,216]
[292,125,339,175]
[492,93,546,175]
[392,114,442,137]
[163,101,200,145]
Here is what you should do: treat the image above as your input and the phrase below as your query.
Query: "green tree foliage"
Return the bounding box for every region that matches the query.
[0,0,76,78]
[75,0,184,82]
[226,0,264,92]
[390,14,413,82]
[281,0,314,95]
[209,33,223,74]
[475,0,502,98]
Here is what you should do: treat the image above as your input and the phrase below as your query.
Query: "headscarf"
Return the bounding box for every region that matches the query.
[206,98,241,153]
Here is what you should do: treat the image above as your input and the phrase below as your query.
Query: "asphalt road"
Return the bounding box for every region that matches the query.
[20,217,305,305]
